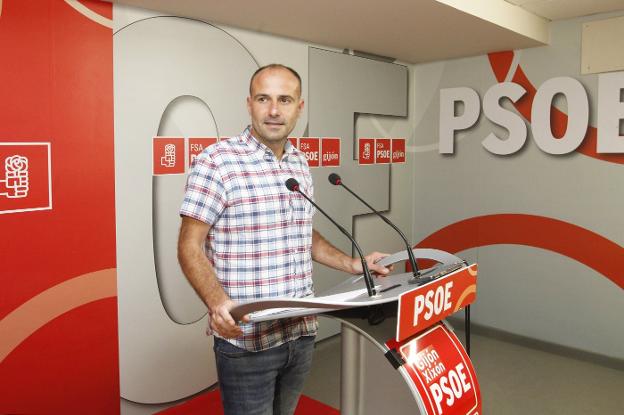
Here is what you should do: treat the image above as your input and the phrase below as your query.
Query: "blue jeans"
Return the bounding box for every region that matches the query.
[213,336,316,415]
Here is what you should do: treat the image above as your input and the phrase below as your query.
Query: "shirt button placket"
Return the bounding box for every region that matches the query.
[286,168,297,280]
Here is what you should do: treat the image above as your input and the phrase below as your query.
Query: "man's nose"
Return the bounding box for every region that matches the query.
[269,101,280,116]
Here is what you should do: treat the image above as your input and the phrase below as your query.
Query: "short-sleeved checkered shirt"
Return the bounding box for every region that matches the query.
[180,127,318,351]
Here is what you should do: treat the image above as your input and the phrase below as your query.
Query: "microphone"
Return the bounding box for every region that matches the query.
[328,173,426,284]
[285,178,377,297]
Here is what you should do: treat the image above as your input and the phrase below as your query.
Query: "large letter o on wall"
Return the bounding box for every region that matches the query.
[114,17,257,403]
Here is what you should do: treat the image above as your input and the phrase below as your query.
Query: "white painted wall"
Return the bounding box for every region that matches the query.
[410,11,624,359]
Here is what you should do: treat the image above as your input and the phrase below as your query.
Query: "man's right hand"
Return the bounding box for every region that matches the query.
[210,299,249,339]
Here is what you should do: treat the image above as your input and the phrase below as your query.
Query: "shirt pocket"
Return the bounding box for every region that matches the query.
[292,175,315,219]
[290,190,315,222]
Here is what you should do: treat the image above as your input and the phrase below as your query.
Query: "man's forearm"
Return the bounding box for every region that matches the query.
[178,242,228,311]
[311,229,356,274]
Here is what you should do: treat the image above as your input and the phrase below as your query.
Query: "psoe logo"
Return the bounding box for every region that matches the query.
[0,142,52,214]
[152,137,185,175]
[439,71,624,155]
[1,155,29,198]
[161,144,176,167]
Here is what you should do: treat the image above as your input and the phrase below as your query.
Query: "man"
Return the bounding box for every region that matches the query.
[178,64,390,415]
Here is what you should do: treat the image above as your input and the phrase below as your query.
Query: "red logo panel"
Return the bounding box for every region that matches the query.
[393,324,481,415]
[397,264,477,342]
[153,137,185,175]
[321,137,340,167]
[299,137,320,167]
[358,138,375,165]
[0,142,52,214]
[392,138,406,163]
[375,138,391,164]
[188,137,218,167]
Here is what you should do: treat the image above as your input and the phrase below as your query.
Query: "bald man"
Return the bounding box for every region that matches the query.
[178,64,390,415]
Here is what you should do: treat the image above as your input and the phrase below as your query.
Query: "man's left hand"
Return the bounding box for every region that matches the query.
[351,251,393,276]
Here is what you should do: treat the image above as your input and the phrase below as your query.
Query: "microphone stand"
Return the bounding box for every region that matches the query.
[328,173,425,284]
[285,178,377,297]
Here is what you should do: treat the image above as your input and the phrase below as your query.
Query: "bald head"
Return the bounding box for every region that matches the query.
[246,63,305,157]
[249,64,302,98]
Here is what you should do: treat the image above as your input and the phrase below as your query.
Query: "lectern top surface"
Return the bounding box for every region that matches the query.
[231,261,466,322]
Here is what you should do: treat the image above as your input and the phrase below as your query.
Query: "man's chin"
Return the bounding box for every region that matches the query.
[260,129,288,141]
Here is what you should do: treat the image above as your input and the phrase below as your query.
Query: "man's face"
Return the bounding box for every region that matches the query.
[247,68,304,147]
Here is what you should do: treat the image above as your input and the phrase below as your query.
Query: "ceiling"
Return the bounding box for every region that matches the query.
[109,0,624,63]
[506,0,624,21]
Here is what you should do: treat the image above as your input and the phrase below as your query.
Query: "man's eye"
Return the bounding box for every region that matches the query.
[280,97,292,104]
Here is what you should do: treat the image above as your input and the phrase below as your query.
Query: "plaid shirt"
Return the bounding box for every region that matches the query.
[180,127,318,351]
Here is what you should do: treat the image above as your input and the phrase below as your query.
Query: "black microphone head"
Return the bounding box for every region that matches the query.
[328,173,342,185]
[285,178,300,192]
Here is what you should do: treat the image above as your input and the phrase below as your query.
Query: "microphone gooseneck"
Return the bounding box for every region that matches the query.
[285,178,377,297]
[327,173,423,282]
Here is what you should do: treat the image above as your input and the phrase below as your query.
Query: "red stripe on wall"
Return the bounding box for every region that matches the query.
[415,214,624,289]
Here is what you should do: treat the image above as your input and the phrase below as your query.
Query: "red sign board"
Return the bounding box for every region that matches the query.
[387,324,481,415]
[188,137,218,167]
[289,137,298,149]
[392,138,406,163]
[397,264,478,342]
[0,142,52,214]
[153,137,185,175]
[299,137,320,167]
[321,137,341,167]
[358,138,375,165]
[375,138,391,164]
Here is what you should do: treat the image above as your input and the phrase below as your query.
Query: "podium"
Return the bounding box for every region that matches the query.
[231,249,481,415]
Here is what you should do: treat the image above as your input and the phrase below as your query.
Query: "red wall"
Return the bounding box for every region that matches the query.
[0,1,119,413]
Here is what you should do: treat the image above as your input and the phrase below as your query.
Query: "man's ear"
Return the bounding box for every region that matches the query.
[246,96,252,115]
